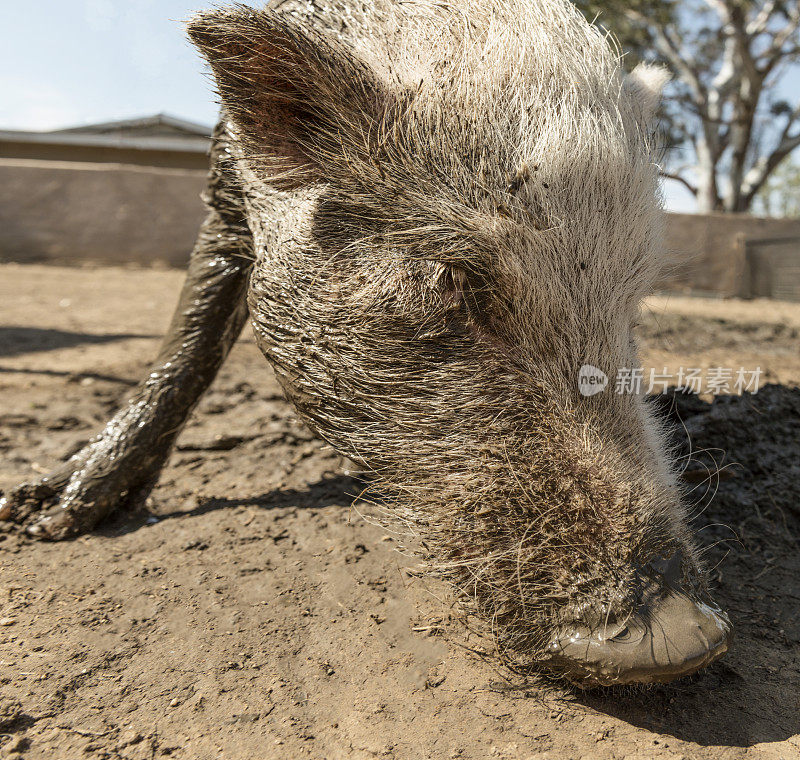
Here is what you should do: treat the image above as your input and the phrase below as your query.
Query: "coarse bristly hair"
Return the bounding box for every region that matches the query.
[188,0,705,671]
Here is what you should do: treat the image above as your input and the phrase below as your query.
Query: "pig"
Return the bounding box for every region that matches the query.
[0,0,732,687]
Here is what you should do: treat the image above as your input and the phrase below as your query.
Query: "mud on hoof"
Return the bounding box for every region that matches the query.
[0,477,80,540]
[0,461,152,541]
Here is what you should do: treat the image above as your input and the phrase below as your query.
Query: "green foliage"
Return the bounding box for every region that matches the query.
[571,0,677,67]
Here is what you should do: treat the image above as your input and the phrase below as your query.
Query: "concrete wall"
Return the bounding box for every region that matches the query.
[741,236,800,302]
[0,141,210,170]
[661,212,800,297]
[0,159,207,267]
[3,158,800,298]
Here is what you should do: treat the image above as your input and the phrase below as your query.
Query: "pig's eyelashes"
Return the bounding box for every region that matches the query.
[434,264,476,307]
[437,264,468,291]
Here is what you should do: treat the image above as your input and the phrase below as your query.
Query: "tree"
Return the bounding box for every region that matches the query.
[753,155,800,216]
[575,0,800,214]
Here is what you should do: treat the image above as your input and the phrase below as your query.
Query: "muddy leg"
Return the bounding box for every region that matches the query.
[0,121,254,540]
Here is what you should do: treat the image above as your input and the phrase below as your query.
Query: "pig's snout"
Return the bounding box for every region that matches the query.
[544,563,732,687]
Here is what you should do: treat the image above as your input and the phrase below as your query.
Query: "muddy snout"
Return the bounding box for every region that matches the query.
[544,572,732,688]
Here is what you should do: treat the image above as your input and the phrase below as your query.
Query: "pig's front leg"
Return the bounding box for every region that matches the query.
[0,123,253,540]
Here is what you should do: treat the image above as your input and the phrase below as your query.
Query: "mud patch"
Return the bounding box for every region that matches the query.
[1,265,800,759]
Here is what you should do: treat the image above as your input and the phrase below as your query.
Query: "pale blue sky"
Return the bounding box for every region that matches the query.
[2,1,797,213]
[0,1,219,132]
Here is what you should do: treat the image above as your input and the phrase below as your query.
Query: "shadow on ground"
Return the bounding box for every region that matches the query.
[0,326,156,357]
[98,474,365,538]
[582,384,800,748]
[165,474,365,520]
[579,557,800,746]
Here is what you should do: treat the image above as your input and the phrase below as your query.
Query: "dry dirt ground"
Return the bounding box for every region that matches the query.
[1,263,799,760]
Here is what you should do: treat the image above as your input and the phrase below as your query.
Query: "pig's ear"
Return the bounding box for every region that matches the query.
[624,64,669,122]
[187,7,386,189]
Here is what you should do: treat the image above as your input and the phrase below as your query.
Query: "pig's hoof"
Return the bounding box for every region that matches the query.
[25,511,81,541]
[0,480,58,524]
[0,479,81,540]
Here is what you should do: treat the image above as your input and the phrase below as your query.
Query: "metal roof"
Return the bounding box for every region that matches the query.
[0,113,213,154]
[50,113,213,137]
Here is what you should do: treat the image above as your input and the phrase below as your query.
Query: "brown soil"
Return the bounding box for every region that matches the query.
[1,263,799,760]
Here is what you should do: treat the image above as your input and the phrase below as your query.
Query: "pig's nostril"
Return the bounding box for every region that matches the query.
[544,590,732,688]
[607,625,631,642]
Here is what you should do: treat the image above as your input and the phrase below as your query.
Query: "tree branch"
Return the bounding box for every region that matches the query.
[700,0,729,21]
[741,102,800,202]
[758,3,800,73]
[746,0,777,36]
[661,171,699,196]
[582,0,798,213]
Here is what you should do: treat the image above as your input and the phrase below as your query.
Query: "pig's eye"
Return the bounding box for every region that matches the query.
[432,262,497,326]
[435,265,468,307]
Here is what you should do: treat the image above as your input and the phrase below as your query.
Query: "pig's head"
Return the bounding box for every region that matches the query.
[189,0,731,687]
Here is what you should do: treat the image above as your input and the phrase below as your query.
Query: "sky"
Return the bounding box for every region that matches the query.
[2,1,797,213]
[1,1,219,133]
